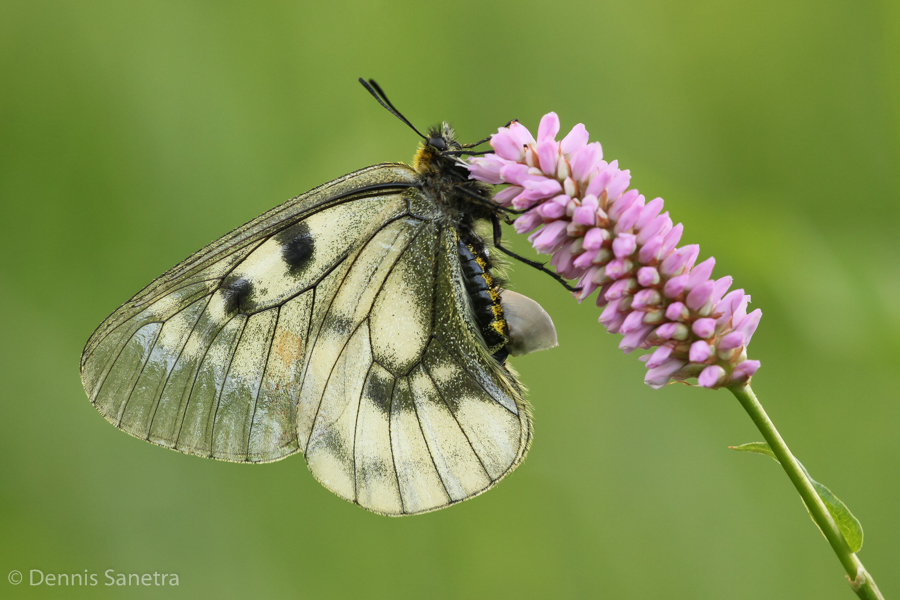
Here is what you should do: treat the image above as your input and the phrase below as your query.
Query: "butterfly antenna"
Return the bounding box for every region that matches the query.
[459,120,516,148]
[359,78,427,140]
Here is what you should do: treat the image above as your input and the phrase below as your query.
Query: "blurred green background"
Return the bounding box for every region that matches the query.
[1,1,897,598]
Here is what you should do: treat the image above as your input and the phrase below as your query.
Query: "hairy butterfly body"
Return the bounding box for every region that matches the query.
[80,81,557,515]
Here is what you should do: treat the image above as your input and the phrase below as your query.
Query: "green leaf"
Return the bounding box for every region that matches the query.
[728,442,778,461]
[729,442,864,552]
[809,479,864,553]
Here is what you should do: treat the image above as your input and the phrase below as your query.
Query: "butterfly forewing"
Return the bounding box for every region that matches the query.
[81,163,532,515]
[81,164,417,368]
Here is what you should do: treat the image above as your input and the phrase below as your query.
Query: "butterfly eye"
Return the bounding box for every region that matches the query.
[428,137,448,151]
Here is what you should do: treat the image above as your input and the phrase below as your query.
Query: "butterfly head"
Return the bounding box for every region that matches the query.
[414,122,463,174]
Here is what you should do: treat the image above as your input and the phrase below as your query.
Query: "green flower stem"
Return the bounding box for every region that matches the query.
[729,384,883,600]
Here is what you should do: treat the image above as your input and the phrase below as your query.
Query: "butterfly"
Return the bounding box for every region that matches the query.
[80,79,560,516]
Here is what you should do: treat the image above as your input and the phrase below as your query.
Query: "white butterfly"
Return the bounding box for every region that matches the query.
[80,80,558,515]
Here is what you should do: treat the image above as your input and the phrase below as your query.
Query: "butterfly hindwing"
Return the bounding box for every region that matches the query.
[81,163,532,515]
[303,222,530,515]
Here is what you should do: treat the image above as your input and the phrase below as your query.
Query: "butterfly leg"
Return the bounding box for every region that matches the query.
[454,185,526,220]
[490,215,580,293]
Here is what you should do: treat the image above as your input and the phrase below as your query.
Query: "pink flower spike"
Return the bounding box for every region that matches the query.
[508,121,536,146]
[467,111,762,392]
[491,130,525,161]
[646,344,674,368]
[732,360,761,383]
[561,123,589,155]
[698,366,726,388]
[645,357,687,389]
[537,112,560,142]
[665,302,689,322]
[635,198,665,230]
[691,318,716,339]
[663,274,689,299]
[613,233,637,258]
[689,340,712,363]
[719,331,746,351]
[536,141,560,176]
[687,257,716,290]
[637,266,660,287]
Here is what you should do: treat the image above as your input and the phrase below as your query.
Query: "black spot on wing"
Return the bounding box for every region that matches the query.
[279,222,315,274]
[220,277,253,314]
[317,427,350,461]
[323,314,355,337]
[365,366,394,414]
[391,376,416,414]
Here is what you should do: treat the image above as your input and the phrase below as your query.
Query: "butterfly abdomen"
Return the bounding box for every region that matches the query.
[457,239,509,360]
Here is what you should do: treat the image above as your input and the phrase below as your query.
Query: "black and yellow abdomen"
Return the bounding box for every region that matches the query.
[457,238,509,362]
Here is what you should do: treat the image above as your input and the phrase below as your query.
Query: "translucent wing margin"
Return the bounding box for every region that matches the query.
[80,164,419,462]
